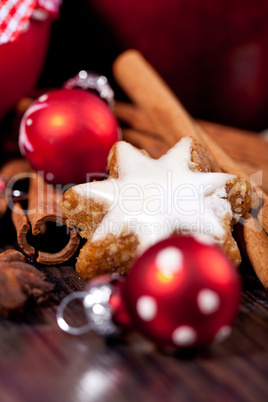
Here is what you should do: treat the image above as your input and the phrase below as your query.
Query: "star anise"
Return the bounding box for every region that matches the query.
[0,250,53,316]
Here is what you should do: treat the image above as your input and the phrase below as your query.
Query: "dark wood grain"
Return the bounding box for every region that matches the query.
[0,259,266,402]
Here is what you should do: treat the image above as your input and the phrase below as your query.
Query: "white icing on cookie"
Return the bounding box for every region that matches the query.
[74,138,235,254]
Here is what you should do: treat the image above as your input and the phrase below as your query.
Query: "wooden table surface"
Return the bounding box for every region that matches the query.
[0,122,268,402]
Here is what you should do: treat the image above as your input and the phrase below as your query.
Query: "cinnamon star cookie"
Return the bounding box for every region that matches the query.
[61,137,258,280]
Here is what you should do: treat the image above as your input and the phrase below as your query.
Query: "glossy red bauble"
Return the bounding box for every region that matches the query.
[19,88,120,184]
[120,235,241,349]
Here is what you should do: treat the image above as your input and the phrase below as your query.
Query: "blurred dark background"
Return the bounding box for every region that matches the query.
[39,0,268,132]
[1,0,268,133]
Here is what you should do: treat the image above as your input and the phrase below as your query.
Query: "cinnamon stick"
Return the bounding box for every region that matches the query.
[114,51,198,143]
[114,101,156,136]
[122,128,169,159]
[0,193,6,219]
[12,173,80,265]
[198,120,268,188]
[0,159,32,218]
[113,49,268,288]
[243,215,268,289]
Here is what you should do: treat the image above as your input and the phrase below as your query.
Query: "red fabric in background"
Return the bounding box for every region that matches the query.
[0,0,61,44]
[89,0,268,130]
[0,0,61,121]
[0,0,37,44]
[0,17,52,120]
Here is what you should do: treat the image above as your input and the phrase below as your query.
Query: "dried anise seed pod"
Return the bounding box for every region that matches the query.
[0,250,53,316]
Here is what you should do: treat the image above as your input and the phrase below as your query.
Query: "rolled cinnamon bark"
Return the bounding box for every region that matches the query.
[243,215,268,289]
[12,173,80,265]
[0,159,31,218]
[122,128,169,158]
[114,101,156,136]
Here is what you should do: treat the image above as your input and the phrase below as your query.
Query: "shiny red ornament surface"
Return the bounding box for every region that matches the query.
[120,235,241,349]
[19,88,120,184]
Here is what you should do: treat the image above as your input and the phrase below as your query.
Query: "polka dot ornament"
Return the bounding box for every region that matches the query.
[120,235,241,349]
[57,235,241,351]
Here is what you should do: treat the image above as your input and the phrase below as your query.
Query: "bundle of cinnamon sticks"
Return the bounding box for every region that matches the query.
[0,159,80,265]
[11,173,80,264]
[112,50,268,289]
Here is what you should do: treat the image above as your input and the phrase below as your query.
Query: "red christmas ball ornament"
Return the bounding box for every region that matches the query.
[19,74,120,185]
[120,235,241,349]
[57,235,241,351]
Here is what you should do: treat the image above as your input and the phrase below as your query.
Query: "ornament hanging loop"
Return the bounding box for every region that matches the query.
[64,71,115,107]
[57,279,119,337]
[57,291,93,335]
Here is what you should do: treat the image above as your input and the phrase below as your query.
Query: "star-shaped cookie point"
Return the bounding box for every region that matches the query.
[61,137,255,280]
